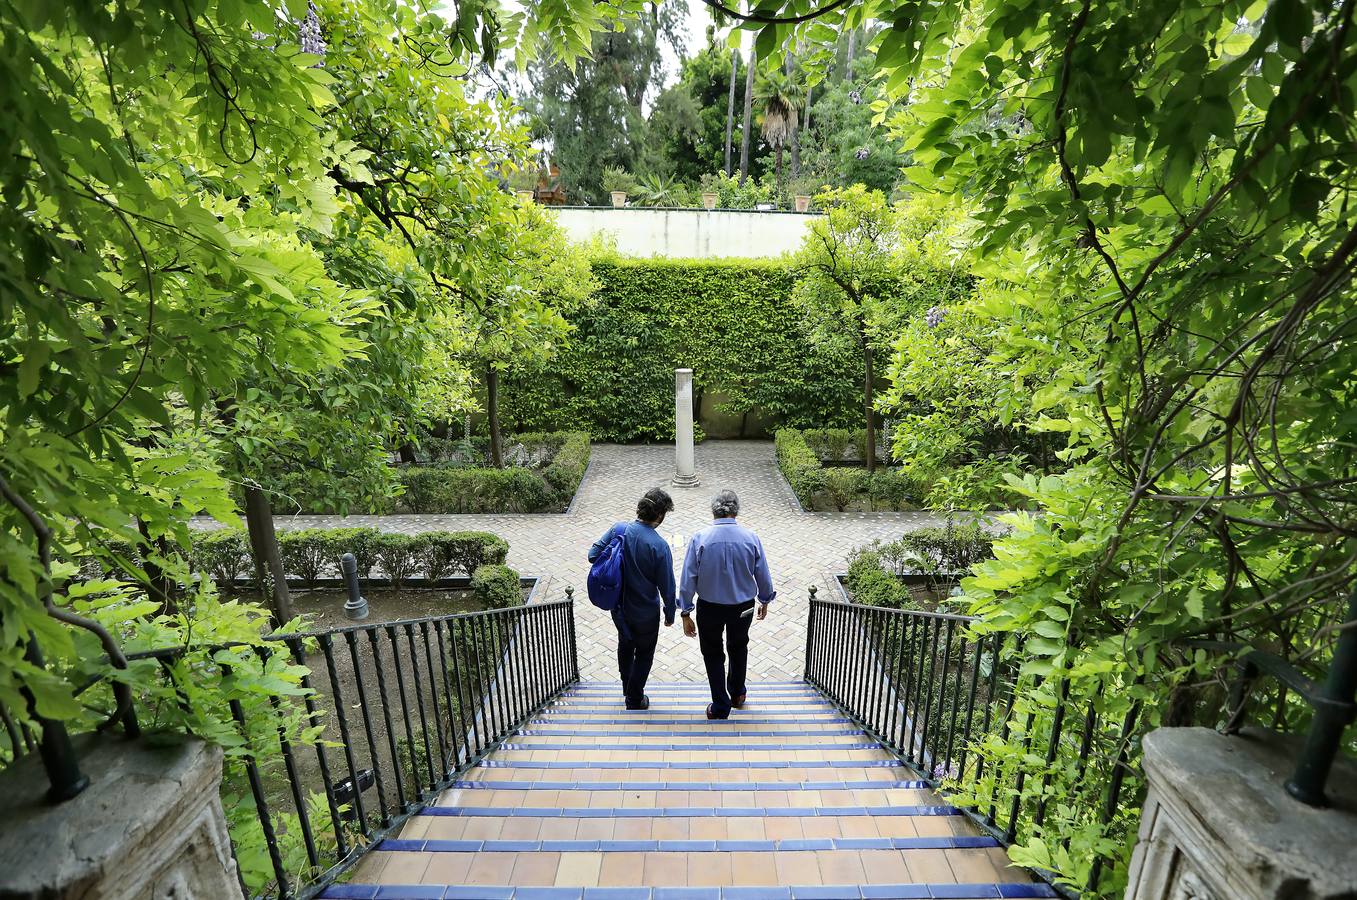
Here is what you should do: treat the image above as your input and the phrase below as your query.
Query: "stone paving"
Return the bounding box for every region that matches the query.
[274,441,948,682]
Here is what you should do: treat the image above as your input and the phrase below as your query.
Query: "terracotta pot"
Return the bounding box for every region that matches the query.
[515,190,534,203]
[610,191,628,208]
[701,191,718,210]
[794,194,812,213]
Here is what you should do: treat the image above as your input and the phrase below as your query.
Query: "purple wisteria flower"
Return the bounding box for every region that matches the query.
[299,3,326,59]
[849,89,863,105]
[855,147,871,160]
[925,306,946,329]
[932,762,960,781]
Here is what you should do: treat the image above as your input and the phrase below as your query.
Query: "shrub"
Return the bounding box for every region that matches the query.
[414,531,509,581]
[323,527,382,578]
[845,548,914,609]
[395,432,588,514]
[775,429,825,505]
[277,529,338,589]
[372,533,417,587]
[190,529,251,586]
[867,470,919,511]
[471,564,522,610]
[824,428,854,461]
[823,468,868,511]
[895,522,995,574]
[542,431,591,503]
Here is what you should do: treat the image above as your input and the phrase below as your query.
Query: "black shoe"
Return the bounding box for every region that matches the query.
[731,693,747,709]
[706,703,729,720]
[625,694,650,711]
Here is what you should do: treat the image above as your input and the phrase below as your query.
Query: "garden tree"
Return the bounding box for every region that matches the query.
[454,200,598,467]
[794,186,966,472]
[878,280,1060,511]
[0,0,592,753]
[702,0,1357,891]
[724,47,739,174]
[522,7,686,203]
[798,65,905,193]
[737,52,757,181]
[648,40,748,184]
[754,62,806,186]
[0,0,384,736]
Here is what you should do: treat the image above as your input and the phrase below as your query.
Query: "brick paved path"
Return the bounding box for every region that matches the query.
[275,441,948,682]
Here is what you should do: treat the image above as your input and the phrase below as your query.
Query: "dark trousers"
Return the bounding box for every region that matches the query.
[615,611,660,703]
[696,598,756,717]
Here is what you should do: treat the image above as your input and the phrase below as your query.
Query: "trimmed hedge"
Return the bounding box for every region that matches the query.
[501,260,863,441]
[471,564,523,609]
[190,527,509,589]
[776,429,924,511]
[844,523,998,610]
[398,431,588,513]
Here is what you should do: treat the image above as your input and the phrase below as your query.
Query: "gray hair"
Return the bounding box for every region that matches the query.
[711,490,740,518]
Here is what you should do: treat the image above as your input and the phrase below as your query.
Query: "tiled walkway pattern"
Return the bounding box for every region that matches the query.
[323,682,1052,900]
[273,442,950,682]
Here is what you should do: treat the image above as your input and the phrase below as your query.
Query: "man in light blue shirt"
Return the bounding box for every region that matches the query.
[678,490,776,719]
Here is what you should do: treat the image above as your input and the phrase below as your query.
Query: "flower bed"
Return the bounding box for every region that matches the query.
[775,428,924,511]
[842,523,996,609]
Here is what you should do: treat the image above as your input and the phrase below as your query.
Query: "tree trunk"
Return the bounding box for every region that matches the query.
[487,365,504,468]
[397,442,417,464]
[136,519,175,614]
[844,29,856,81]
[739,56,756,183]
[794,84,811,177]
[775,145,784,186]
[244,485,292,624]
[863,343,877,474]
[724,49,739,177]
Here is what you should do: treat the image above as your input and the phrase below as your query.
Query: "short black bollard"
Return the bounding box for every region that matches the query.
[340,553,369,620]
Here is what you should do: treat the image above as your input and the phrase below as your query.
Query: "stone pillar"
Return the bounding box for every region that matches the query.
[672,367,699,487]
[0,734,243,900]
[1124,726,1357,900]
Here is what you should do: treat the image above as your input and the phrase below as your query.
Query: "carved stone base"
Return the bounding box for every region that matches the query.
[1125,727,1357,900]
[0,734,242,900]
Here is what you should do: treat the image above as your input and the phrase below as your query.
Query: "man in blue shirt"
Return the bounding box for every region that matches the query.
[678,489,776,719]
[587,487,677,710]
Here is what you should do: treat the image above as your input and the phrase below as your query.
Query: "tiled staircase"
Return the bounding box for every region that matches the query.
[324,682,1054,900]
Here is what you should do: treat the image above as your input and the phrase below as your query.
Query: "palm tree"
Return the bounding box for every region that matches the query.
[755,65,806,186]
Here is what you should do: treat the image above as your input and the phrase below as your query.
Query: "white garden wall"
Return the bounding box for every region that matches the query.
[550,207,821,259]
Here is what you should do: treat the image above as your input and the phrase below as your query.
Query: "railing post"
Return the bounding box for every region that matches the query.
[1285,582,1357,806]
[565,585,580,683]
[803,585,817,682]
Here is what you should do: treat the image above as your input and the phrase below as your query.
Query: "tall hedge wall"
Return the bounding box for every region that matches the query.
[500,259,862,442]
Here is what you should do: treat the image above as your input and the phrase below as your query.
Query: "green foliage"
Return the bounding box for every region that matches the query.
[190,530,254,588]
[776,429,924,511]
[372,533,417,588]
[471,564,524,610]
[646,42,758,185]
[502,261,862,441]
[844,549,915,610]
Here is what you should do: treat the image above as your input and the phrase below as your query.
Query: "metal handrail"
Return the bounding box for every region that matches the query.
[4,597,579,900]
[805,585,1357,894]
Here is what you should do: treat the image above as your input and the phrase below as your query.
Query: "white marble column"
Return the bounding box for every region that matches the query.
[672,368,699,486]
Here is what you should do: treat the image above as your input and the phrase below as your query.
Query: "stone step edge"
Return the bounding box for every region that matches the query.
[418,805,961,818]
[378,837,1000,853]
[479,761,902,770]
[498,744,884,752]
[446,781,927,792]
[319,883,1058,899]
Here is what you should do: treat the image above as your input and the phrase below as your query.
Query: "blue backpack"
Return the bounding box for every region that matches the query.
[586,524,626,611]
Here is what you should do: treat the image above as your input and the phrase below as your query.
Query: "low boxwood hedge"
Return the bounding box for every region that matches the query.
[776,428,924,511]
[188,527,509,589]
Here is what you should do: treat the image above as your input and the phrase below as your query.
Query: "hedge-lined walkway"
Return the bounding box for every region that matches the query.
[274,441,945,682]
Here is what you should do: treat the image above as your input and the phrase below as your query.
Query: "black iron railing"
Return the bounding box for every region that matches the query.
[803,590,1139,896]
[5,598,578,900]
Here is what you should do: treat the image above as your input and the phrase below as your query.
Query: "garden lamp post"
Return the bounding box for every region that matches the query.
[673,368,699,487]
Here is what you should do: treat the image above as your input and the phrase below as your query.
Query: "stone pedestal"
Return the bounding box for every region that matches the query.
[0,734,243,900]
[673,367,699,487]
[1125,726,1357,900]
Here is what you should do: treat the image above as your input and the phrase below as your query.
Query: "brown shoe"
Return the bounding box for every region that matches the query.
[731,694,747,709]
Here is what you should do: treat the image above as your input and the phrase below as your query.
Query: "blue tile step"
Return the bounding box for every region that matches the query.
[317,884,1058,899]
[375,836,1001,853]
[517,730,867,738]
[478,760,903,769]
[529,718,852,726]
[498,743,883,751]
[447,780,929,791]
[417,804,965,817]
